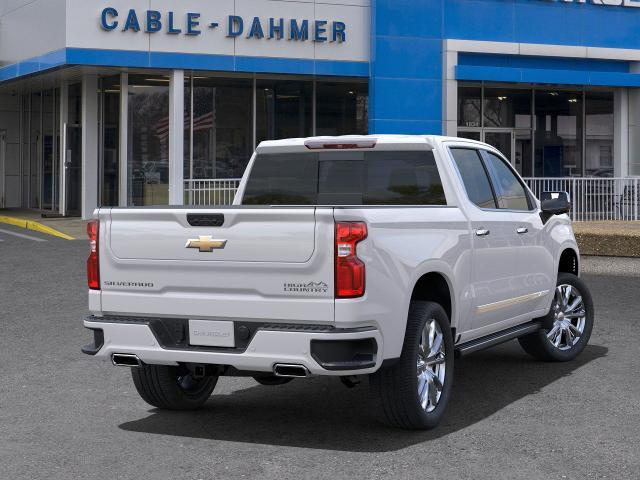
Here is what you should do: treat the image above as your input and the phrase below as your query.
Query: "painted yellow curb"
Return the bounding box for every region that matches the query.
[0,215,75,240]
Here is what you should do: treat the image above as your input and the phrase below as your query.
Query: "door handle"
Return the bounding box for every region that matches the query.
[516,227,528,234]
[475,228,490,237]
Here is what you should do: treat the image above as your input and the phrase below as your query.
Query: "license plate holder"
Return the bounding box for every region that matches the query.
[188,320,235,348]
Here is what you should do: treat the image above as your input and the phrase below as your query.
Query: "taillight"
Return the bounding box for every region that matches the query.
[335,222,367,298]
[87,220,100,290]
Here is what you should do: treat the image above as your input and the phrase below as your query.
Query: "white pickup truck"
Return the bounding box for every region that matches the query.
[82,135,594,430]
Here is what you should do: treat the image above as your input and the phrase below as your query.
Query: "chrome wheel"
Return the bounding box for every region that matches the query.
[417,318,446,413]
[547,284,586,351]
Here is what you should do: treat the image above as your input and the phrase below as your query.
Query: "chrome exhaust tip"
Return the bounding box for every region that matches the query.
[273,364,309,378]
[111,353,142,367]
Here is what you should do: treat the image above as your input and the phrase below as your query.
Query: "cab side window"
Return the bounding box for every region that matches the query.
[482,151,531,211]
[450,148,497,209]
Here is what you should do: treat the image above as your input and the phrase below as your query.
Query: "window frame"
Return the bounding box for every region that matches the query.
[447,146,499,210]
[478,148,536,212]
[447,144,537,213]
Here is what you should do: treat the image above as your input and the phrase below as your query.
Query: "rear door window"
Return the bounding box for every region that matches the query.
[365,152,445,205]
[449,148,497,209]
[242,151,447,205]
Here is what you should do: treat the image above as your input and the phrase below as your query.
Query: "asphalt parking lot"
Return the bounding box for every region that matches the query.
[1,225,639,480]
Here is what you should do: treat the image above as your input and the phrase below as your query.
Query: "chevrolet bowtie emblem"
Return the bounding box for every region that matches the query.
[185,236,227,252]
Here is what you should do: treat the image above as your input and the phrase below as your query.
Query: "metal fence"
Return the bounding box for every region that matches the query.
[184,179,241,206]
[183,176,640,221]
[524,177,640,222]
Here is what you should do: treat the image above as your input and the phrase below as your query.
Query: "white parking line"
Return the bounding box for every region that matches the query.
[0,228,47,242]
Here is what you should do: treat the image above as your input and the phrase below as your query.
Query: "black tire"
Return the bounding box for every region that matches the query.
[518,272,594,362]
[370,301,454,430]
[253,375,293,386]
[131,364,218,410]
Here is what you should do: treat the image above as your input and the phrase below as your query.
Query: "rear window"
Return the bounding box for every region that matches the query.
[242,151,447,205]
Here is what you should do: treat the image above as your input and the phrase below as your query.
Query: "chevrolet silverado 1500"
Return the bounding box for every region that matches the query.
[82,135,594,429]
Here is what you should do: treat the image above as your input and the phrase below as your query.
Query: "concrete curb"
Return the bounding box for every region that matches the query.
[581,255,640,277]
[0,215,75,240]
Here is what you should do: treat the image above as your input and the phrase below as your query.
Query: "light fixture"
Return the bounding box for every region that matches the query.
[568,98,578,103]
[498,96,507,101]
[549,92,559,96]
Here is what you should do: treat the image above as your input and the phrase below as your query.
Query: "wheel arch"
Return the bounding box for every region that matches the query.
[410,271,455,330]
[558,247,579,276]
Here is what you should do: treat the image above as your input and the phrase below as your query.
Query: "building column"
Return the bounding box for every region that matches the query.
[59,82,69,215]
[81,75,99,219]
[168,70,184,205]
[442,41,458,137]
[614,88,628,178]
[118,72,128,207]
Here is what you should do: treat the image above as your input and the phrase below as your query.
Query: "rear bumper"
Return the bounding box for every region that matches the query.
[82,316,383,376]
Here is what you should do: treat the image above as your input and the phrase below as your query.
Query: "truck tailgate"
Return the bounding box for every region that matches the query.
[109,208,316,262]
[98,207,335,323]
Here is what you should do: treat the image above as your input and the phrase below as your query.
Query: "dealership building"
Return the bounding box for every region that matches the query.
[1,0,640,219]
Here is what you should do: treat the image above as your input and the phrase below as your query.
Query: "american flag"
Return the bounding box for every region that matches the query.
[155,112,215,141]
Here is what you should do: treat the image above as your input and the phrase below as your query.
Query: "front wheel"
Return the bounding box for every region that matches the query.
[131,364,218,410]
[519,272,594,362]
[370,301,454,430]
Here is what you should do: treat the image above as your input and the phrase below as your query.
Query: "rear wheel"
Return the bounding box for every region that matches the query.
[131,364,218,410]
[519,272,594,362]
[370,301,454,430]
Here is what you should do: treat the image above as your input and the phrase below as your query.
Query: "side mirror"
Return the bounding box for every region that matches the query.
[540,191,571,218]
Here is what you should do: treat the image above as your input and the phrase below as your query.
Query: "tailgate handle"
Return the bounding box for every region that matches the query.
[187,213,225,227]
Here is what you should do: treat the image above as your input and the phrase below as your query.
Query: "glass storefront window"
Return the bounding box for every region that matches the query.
[316,81,368,136]
[457,131,481,141]
[186,77,253,180]
[256,79,313,143]
[515,130,532,177]
[458,85,481,128]
[100,73,368,206]
[534,90,583,177]
[127,75,170,206]
[457,84,616,178]
[40,92,52,210]
[23,93,39,208]
[483,131,512,160]
[66,84,82,215]
[183,77,191,183]
[100,76,120,206]
[483,87,531,129]
[585,92,614,177]
[68,83,81,126]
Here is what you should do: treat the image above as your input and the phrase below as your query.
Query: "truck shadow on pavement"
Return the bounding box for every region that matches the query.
[119,343,607,452]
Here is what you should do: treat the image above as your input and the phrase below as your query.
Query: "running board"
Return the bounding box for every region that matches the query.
[454,321,542,358]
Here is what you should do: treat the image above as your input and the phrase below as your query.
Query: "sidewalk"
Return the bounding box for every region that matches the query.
[0,208,86,240]
[581,255,640,276]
